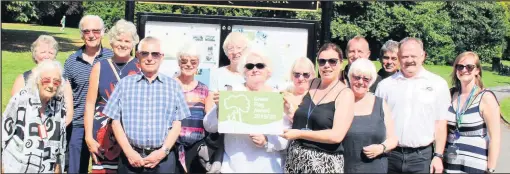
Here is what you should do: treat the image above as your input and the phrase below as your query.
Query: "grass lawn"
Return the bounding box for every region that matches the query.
[2,23,510,112]
[502,97,510,123]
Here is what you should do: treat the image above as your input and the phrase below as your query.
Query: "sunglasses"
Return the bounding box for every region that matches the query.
[293,72,311,79]
[180,59,199,65]
[455,64,476,72]
[40,77,62,87]
[352,75,371,83]
[81,29,102,35]
[139,51,162,59]
[245,63,266,70]
[318,58,339,66]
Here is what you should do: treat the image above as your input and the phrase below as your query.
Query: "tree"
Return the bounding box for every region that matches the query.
[2,1,37,23]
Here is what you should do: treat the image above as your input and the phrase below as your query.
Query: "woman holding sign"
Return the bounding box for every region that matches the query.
[203,49,292,173]
[282,43,355,173]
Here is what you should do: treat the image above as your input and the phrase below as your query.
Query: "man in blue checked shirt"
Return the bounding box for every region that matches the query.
[103,36,190,173]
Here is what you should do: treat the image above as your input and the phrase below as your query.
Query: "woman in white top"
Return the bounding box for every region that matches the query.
[203,50,292,173]
[209,32,249,92]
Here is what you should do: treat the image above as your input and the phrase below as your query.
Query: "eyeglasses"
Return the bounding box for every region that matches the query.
[40,77,62,86]
[139,51,162,59]
[180,59,199,66]
[81,29,102,35]
[245,63,265,70]
[293,72,311,79]
[351,75,371,83]
[455,64,475,72]
[318,58,339,66]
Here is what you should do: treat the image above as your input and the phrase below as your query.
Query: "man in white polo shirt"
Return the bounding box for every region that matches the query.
[375,37,450,174]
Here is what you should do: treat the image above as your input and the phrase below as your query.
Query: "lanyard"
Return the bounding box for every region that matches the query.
[455,86,477,129]
[305,80,339,129]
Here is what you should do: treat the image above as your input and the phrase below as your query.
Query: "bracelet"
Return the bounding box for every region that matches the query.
[380,143,387,153]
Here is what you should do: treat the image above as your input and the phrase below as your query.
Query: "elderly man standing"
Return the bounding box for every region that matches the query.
[342,36,381,93]
[103,36,190,173]
[375,37,450,174]
[63,15,113,173]
[378,40,400,80]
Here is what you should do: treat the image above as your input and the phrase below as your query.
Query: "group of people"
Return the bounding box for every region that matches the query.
[1,14,502,174]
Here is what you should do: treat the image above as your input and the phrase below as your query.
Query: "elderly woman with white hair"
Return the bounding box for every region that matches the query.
[283,57,316,122]
[342,58,397,173]
[83,19,141,173]
[172,42,212,173]
[11,35,74,126]
[2,60,68,173]
[203,50,292,173]
[209,32,250,92]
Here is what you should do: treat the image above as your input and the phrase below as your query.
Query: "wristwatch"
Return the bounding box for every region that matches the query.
[433,152,444,159]
[487,168,495,173]
[161,147,171,155]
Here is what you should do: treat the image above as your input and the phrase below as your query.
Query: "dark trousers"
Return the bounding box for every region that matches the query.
[118,148,179,174]
[388,144,433,174]
[68,127,90,173]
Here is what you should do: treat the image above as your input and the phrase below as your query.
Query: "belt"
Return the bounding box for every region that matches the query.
[395,143,432,153]
[132,146,162,155]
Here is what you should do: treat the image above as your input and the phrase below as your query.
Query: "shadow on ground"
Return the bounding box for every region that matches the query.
[1,29,80,52]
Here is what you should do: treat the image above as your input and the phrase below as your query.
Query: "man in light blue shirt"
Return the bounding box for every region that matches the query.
[103,36,190,173]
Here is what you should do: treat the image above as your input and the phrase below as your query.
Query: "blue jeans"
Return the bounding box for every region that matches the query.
[68,127,90,173]
[388,145,432,174]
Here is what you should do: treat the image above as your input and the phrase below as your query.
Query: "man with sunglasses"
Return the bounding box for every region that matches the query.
[375,37,450,174]
[63,15,113,174]
[343,36,382,93]
[104,37,190,173]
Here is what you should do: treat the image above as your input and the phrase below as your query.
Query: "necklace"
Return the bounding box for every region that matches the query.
[112,59,129,75]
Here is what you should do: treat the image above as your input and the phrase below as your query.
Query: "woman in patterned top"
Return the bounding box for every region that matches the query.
[2,60,68,173]
[444,51,501,173]
[84,19,141,173]
[10,35,74,126]
[174,42,211,173]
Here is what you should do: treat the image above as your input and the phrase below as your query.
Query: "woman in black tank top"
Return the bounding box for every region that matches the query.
[282,43,355,173]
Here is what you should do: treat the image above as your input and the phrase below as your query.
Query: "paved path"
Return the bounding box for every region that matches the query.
[489,86,510,173]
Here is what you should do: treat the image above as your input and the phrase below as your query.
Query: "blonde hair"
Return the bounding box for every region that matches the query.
[223,32,250,55]
[108,19,139,48]
[289,57,316,80]
[347,58,377,88]
[31,35,59,63]
[451,51,484,90]
[26,60,65,97]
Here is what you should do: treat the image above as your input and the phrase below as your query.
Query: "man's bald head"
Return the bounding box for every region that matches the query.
[346,36,371,64]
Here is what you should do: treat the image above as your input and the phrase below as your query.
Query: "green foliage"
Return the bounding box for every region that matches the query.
[83,1,125,29]
[3,1,38,23]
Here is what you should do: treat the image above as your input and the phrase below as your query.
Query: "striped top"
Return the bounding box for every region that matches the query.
[102,73,190,148]
[63,46,113,127]
[445,89,492,173]
[178,81,209,146]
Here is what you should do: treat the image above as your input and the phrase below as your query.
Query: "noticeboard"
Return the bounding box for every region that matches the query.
[137,13,318,90]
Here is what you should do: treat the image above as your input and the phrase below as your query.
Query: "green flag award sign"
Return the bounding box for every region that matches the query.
[218,91,284,135]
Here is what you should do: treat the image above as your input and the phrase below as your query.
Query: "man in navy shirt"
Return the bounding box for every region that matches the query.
[63,15,113,173]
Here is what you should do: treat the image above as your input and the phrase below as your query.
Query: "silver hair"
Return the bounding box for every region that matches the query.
[137,36,161,51]
[222,32,250,56]
[379,40,399,58]
[238,48,273,79]
[289,57,316,81]
[26,60,65,98]
[79,15,105,36]
[30,35,59,63]
[177,42,201,61]
[399,37,424,51]
[108,19,140,48]
[347,58,377,88]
